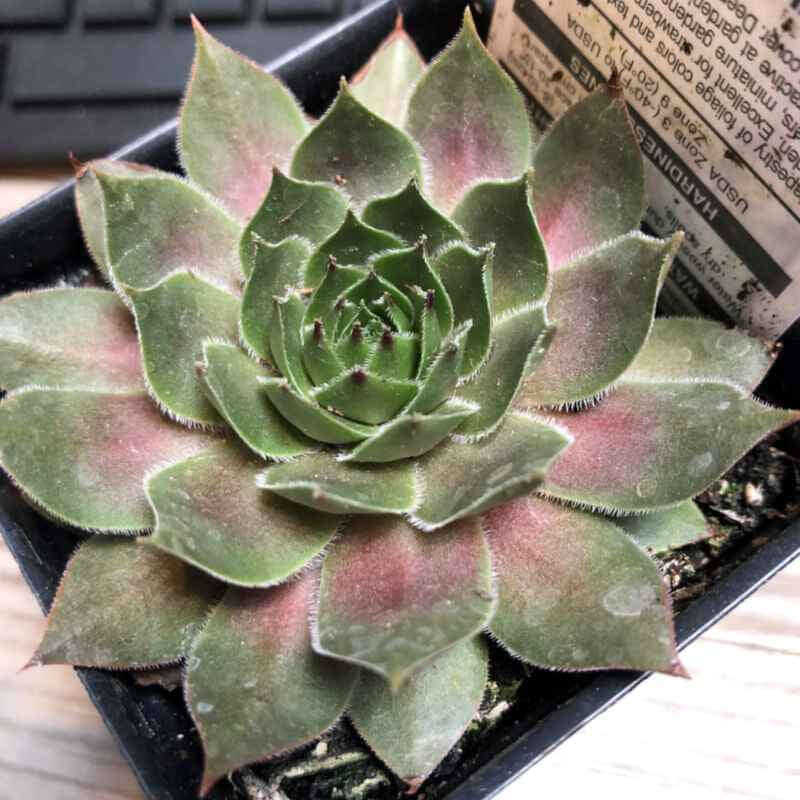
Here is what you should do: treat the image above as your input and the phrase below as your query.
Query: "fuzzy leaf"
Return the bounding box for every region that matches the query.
[350,637,488,789]
[92,162,242,293]
[626,317,777,393]
[0,288,142,392]
[542,381,799,513]
[367,332,418,380]
[146,442,337,587]
[486,496,683,675]
[350,14,425,127]
[452,175,547,314]
[269,293,313,395]
[240,237,310,361]
[302,321,346,385]
[30,537,218,668]
[0,388,214,531]
[315,515,493,687]
[291,80,421,211]
[128,272,239,427]
[405,9,531,213]
[200,342,312,461]
[179,19,309,220]
[305,261,366,332]
[344,271,415,328]
[532,84,645,267]
[257,452,416,515]
[517,232,681,407]
[187,573,357,796]
[411,412,572,530]
[618,501,712,555]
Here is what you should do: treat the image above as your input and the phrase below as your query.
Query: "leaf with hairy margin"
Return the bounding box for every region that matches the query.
[517,232,681,407]
[0,388,215,531]
[305,261,366,332]
[257,451,416,515]
[315,515,493,688]
[29,537,219,669]
[146,442,338,587]
[531,83,645,267]
[350,637,488,790]
[406,322,470,414]
[486,496,684,675]
[200,342,312,461]
[618,501,712,555]
[411,412,572,530]
[405,9,531,214]
[92,162,242,294]
[186,573,357,796]
[128,272,239,427]
[542,381,799,513]
[303,320,346,385]
[179,19,309,220]
[0,288,143,392]
[367,332,418,380]
[452,174,547,314]
[291,80,421,211]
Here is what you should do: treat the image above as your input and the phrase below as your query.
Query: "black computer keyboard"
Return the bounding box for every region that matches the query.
[0,0,367,163]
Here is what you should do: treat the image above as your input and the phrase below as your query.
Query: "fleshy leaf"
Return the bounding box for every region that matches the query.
[517,232,681,407]
[179,19,309,220]
[315,515,493,687]
[30,537,218,668]
[405,8,531,213]
[92,162,242,293]
[350,14,425,127]
[452,174,547,314]
[532,83,645,267]
[305,261,366,332]
[618,501,712,555]
[0,388,215,531]
[240,237,310,361]
[128,272,239,427]
[542,381,799,512]
[146,442,337,587]
[411,412,572,530]
[0,288,142,392]
[350,637,488,789]
[269,292,313,396]
[200,341,312,461]
[342,400,478,463]
[367,331,418,380]
[625,317,777,393]
[362,180,463,253]
[291,80,421,211]
[487,496,683,675]
[302,320,346,385]
[187,573,357,796]
[257,452,416,515]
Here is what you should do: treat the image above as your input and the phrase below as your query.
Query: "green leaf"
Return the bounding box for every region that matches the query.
[302,319,346,385]
[618,501,711,555]
[239,236,311,361]
[0,388,214,531]
[146,442,338,587]
[349,637,488,789]
[405,8,531,213]
[128,272,239,427]
[0,288,143,392]
[305,261,366,332]
[92,162,242,293]
[258,451,417,515]
[487,496,684,675]
[269,292,313,395]
[344,270,415,327]
[412,288,443,377]
[315,515,493,688]
[532,83,645,267]
[350,14,426,127]
[517,232,681,407]
[187,573,357,796]
[342,400,478,463]
[452,174,547,314]
[179,19,309,220]
[291,80,421,211]
[200,341,312,461]
[30,537,218,668]
[367,331,418,380]
[362,180,463,253]
[335,321,373,370]
[411,412,572,530]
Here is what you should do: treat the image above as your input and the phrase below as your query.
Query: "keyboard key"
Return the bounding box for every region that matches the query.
[173,1,248,22]
[84,1,159,25]
[0,0,68,27]
[265,1,340,19]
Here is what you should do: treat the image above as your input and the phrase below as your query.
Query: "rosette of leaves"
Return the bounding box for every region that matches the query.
[0,10,796,795]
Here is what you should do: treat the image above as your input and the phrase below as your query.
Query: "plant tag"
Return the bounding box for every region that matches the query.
[488,0,800,338]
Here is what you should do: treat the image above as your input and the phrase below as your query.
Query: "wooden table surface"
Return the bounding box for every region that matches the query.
[1,174,799,800]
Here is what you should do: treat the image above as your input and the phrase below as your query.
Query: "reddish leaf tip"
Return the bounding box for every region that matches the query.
[352,368,367,385]
[670,659,691,679]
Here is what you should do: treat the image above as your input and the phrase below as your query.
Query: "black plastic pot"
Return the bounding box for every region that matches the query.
[1,2,799,799]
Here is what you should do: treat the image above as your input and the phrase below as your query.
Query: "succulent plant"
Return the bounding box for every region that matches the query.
[0,8,796,796]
